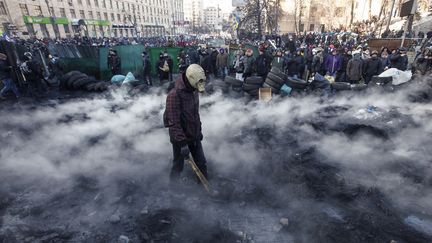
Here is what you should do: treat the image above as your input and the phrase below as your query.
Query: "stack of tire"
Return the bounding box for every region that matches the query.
[60,71,108,92]
[263,67,286,94]
[242,76,264,97]
[224,76,243,92]
[331,82,352,91]
[206,79,229,93]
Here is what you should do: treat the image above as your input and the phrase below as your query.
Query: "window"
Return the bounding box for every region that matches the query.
[111,13,114,21]
[94,0,99,7]
[102,0,106,8]
[34,5,43,16]
[78,0,83,5]
[80,10,85,18]
[86,0,91,5]
[116,1,119,9]
[70,9,76,18]
[0,1,7,15]
[109,0,112,8]
[96,11,101,19]
[20,4,29,15]
[88,11,93,19]
[60,8,66,17]
[103,12,108,20]
[117,13,120,21]
[49,7,54,15]
[64,24,70,33]
[309,24,315,31]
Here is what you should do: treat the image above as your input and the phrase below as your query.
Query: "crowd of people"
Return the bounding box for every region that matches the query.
[166,33,431,87]
[1,30,432,99]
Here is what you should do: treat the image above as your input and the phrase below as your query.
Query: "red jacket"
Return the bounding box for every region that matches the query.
[163,74,202,145]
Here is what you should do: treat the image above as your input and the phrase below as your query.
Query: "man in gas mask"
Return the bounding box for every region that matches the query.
[164,64,208,181]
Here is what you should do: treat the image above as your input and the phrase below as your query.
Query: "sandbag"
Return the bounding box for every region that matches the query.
[122,72,137,84]
[111,75,126,84]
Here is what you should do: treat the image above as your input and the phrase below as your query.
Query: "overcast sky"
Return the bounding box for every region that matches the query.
[203,0,234,13]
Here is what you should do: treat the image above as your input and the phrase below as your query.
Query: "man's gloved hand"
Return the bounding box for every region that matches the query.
[180,145,190,159]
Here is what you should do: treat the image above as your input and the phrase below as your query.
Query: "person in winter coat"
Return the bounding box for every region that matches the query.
[0,53,19,99]
[233,53,245,81]
[243,49,255,79]
[21,52,46,97]
[178,51,190,74]
[256,48,271,78]
[389,47,408,71]
[285,53,298,77]
[285,36,296,54]
[380,50,390,73]
[107,49,121,75]
[156,52,169,84]
[210,48,219,77]
[216,48,229,81]
[164,52,174,81]
[164,64,208,181]
[199,50,212,79]
[337,49,352,82]
[294,49,306,79]
[363,50,383,84]
[325,49,341,77]
[142,51,152,86]
[311,48,324,75]
[270,49,284,72]
[346,51,363,83]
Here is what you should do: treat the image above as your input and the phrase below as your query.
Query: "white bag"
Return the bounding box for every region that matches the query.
[378,68,412,86]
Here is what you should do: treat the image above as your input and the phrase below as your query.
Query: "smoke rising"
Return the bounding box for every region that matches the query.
[1,77,432,242]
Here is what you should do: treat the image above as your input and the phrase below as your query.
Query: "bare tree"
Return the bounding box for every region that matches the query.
[240,0,284,37]
[349,0,355,26]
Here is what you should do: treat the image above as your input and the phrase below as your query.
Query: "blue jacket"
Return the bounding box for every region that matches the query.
[324,55,341,75]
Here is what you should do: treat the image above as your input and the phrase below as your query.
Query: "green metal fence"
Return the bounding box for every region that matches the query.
[60,45,198,81]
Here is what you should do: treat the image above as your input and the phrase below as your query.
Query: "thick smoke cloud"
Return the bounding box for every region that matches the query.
[1,77,432,242]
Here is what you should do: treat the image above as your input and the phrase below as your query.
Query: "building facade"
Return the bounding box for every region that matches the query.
[183,0,203,32]
[0,0,184,39]
[203,7,218,29]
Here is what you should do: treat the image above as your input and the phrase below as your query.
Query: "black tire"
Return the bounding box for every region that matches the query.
[60,71,81,86]
[72,77,94,89]
[232,86,242,92]
[371,76,392,85]
[93,82,107,92]
[269,68,287,81]
[351,83,367,91]
[246,89,259,96]
[286,77,308,89]
[84,82,98,91]
[265,78,283,90]
[266,72,285,86]
[224,76,243,87]
[331,82,351,91]
[263,83,280,94]
[67,73,88,88]
[244,76,264,85]
[242,83,261,91]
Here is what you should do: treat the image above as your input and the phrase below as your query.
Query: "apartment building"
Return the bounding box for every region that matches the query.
[0,0,184,39]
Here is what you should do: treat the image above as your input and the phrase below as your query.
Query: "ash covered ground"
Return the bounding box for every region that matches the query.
[1,77,432,243]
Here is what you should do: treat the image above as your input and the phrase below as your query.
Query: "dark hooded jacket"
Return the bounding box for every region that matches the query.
[164,73,202,145]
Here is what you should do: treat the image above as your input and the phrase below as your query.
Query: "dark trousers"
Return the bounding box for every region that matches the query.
[143,72,152,86]
[170,140,208,179]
